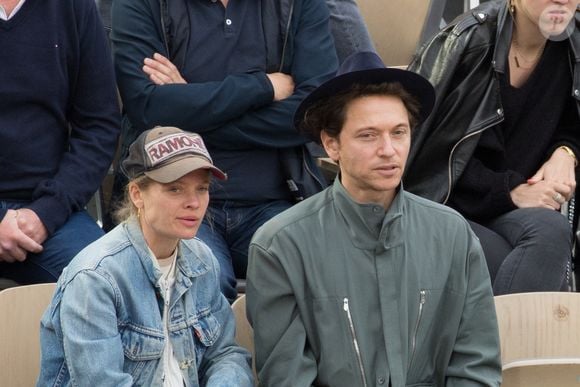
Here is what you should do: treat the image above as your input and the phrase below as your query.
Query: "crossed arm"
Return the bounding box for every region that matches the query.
[112,0,337,149]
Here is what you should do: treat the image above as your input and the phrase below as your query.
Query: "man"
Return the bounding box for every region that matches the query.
[0,0,120,284]
[111,0,338,301]
[246,52,502,386]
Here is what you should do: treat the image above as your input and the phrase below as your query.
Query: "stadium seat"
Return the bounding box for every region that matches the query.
[494,292,580,386]
[231,294,257,386]
[0,283,56,387]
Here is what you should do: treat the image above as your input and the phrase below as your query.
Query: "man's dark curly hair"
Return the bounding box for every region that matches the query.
[299,82,421,141]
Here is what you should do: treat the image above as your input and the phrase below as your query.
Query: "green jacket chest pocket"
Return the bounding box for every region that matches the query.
[310,297,367,387]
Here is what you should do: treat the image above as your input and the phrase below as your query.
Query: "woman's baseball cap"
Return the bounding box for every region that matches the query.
[122,126,227,183]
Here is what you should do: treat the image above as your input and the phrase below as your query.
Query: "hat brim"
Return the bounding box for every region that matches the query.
[144,156,227,183]
[294,68,435,143]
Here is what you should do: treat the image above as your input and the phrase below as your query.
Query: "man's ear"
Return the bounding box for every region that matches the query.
[321,131,339,162]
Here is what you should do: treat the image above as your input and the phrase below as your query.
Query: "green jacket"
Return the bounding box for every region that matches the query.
[247,179,501,387]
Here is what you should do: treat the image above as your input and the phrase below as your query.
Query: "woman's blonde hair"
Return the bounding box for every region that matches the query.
[112,175,154,224]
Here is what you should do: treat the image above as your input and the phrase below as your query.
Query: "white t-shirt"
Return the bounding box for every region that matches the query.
[0,0,26,20]
[152,248,185,387]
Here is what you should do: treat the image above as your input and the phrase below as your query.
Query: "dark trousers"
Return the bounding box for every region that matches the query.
[0,204,103,284]
[196,200,293,303]
[469,208,571,295]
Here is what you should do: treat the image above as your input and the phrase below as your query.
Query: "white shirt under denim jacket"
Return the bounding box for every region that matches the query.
[36,216,253,387]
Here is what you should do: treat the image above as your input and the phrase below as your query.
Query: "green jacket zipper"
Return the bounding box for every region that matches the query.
[409,290,426,370]
[343,297,368,387]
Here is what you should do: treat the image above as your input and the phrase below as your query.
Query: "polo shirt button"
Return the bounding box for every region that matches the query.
[378,376,386,384]
[225,18,232,25]
[373,206,380,213]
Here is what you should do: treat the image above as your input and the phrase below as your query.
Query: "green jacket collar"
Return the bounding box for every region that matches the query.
[331,178,405,250]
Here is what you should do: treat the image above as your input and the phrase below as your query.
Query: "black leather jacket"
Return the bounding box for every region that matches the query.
[404,0,580,204]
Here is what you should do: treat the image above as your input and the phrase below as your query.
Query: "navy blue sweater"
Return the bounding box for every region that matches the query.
[0,0,121,234]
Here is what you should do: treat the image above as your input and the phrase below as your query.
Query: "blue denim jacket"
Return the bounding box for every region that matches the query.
[37,217,253,387]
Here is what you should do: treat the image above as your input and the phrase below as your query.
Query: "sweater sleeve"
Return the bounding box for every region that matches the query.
[112,0,337,150]
[29,0,121,235]
[111,0,276,136]
[451,95,580,222]
[448,128,522,222]
[200,0,338,150]
[546,96,580,160]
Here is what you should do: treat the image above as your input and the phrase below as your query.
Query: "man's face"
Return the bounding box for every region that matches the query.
[321,95,411,208]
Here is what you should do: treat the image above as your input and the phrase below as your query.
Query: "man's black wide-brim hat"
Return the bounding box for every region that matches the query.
[294,51,436,143]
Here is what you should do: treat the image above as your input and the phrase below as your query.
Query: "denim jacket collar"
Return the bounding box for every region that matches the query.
[124,217,210,288]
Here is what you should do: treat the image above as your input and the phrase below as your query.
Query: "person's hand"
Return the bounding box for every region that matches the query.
[266,72,295,101]
[16,208,48,245]
[511,180,572,210]
[527,147,576,201]
[143,53,187,85]
[0,210,43,263]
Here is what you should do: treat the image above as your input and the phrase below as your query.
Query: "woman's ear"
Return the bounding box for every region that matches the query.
[129,182,143,209]
[321,130,340,163]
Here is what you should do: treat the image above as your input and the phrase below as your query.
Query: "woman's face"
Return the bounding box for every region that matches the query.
[130,169,210,252]
[517,0,578,37]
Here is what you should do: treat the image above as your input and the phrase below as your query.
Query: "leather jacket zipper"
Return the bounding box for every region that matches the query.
[409,290,426,370]
[444,117,502,204]
[343,297,368,387]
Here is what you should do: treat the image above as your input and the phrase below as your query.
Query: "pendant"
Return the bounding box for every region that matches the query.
[514,55,520,68]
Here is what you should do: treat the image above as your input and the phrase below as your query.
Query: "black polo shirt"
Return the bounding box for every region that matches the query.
[180,1,291,204]
[181,0,267,82]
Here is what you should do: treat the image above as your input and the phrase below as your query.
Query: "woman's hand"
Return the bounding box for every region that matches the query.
[527,147,576,201]
[511,180,571,210]
[143,53,186,85]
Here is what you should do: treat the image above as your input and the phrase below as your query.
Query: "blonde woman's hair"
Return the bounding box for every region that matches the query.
[112,175,154,224]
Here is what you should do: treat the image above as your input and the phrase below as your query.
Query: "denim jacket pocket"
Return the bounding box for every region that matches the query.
[191,307,221,365]
[121,326,164,381]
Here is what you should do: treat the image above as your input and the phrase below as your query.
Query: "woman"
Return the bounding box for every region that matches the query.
[37,127,253,386]
[405,0,579,294]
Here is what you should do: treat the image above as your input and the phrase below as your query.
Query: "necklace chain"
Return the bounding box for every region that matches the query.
[512,32,546,70]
